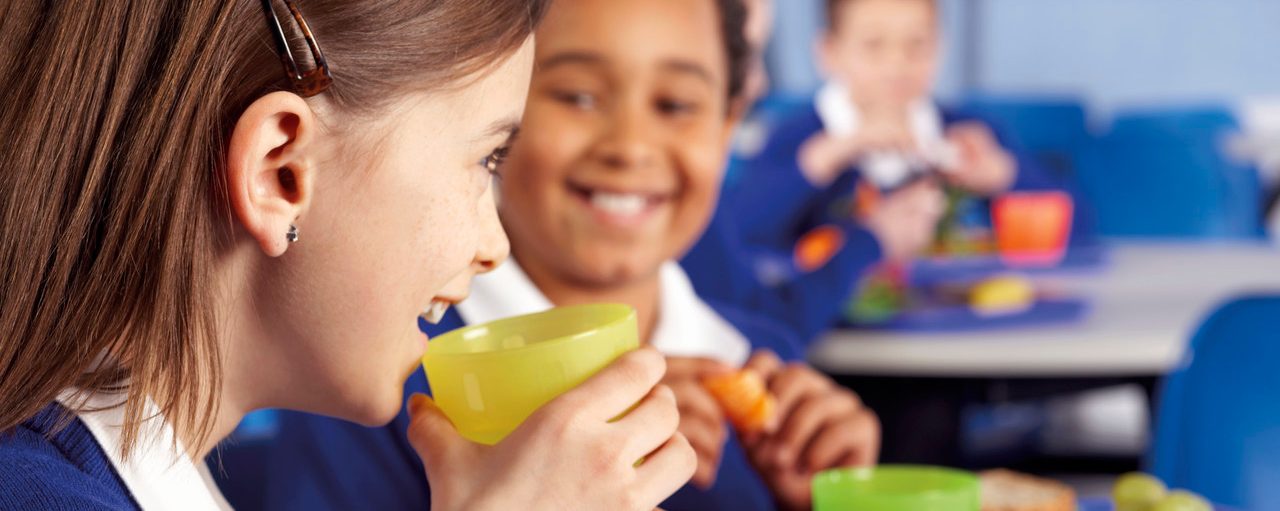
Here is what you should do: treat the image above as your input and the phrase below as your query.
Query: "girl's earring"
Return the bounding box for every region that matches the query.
[286,224,300,244]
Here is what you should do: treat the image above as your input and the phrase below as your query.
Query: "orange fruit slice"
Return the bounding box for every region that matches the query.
[703,370,777,433]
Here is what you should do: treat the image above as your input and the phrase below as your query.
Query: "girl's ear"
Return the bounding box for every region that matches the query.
[225,92,322,257]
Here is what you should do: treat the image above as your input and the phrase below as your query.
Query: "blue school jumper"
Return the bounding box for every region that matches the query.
[682,101,1065,346]
[266,306,804,511]
[681,204,881,347]
[0,404,140,510]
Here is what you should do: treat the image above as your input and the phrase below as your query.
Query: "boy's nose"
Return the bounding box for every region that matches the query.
[594,108,658,171]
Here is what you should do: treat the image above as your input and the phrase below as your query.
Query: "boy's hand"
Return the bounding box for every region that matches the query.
[663,357,734,489]
[944,122,1015,196]
[738,351,881,511]
[798,115,916,189]
[861,179,946,262]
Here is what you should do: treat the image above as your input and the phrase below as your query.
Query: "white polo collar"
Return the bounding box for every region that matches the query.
[56,390,231,511]
[457,260,751,366]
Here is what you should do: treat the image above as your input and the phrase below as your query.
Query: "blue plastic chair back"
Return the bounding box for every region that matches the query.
[960,95,1090,148]
[1110,107,1240,141]
[1074,107,1262,239]
[959,95,1090,178]
[1150,295,1280,510]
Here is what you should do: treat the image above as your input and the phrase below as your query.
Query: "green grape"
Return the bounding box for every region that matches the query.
[1151,490,1212,511]
[1113,472,1168,511]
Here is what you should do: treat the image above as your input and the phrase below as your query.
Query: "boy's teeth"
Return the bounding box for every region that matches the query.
[420,301,450,325]
[590,191,647,216]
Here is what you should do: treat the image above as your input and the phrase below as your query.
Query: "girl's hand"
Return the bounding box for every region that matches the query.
[663,357,734,489]
[407,348,696,511]
[740,351,881,511]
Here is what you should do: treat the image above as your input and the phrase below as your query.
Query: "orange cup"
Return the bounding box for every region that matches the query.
[992,191,1074,267]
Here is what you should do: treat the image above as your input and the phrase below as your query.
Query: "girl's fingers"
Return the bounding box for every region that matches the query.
[633,433,698,510]
[614,384,682,463]
[405,394,473,472]
[547,347,666,422]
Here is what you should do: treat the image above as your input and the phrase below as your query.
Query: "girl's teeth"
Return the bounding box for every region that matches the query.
[420,301,450,325]
[590,192,647,216]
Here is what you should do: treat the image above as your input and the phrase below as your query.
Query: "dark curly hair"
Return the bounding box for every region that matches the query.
[717,0,752,101]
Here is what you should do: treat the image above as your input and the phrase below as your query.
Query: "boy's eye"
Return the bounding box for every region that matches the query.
[480,145,510,177]
[553,91,598,110]
[656,98,699,116]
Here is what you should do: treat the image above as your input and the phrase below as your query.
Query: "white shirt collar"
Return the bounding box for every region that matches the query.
[56,390,231,511]
[815,81,957,188]
[457,260,752,367]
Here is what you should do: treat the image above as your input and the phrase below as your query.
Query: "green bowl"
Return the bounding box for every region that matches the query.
[813,465,980,511]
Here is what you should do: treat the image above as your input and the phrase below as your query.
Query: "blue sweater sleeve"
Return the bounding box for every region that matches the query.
[726,107,829,251]
[683,200,881,347]
[692,104,888,345]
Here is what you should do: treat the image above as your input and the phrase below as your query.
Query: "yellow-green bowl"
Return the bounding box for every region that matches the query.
[422,304,638,445]
[813,465,981,511]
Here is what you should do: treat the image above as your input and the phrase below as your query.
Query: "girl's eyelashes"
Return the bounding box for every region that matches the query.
[481,145,511,177]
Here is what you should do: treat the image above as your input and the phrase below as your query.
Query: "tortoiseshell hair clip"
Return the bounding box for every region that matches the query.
[259,0,332,97]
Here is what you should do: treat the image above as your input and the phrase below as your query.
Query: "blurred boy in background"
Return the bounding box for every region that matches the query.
[710,0,1060,340]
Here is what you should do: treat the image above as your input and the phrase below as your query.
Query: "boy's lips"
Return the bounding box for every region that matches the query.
[566,182,674,228]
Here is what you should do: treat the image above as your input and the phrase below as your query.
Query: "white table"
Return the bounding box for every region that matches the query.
[809,241,1280,378]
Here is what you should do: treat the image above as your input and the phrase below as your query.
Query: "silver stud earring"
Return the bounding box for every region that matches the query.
[286,224,300,244]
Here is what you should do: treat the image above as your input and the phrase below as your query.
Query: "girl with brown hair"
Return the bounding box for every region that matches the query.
[0,1,694,509]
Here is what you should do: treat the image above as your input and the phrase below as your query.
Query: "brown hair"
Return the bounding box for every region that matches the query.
[0,0,547,457]
[825,0,938,31]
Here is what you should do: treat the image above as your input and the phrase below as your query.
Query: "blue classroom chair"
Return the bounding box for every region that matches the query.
[1074,107,1263,239]
[958,95,1091,179]
[1150,295,1280,510]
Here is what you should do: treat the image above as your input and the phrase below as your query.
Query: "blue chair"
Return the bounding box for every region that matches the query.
[1110,107,1240,141]
[1150,295,1280,510]
[959,95,1091,179]
[1074,107,1263,239]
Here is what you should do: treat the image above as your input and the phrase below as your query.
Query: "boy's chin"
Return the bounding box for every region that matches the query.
[571,251,668,288]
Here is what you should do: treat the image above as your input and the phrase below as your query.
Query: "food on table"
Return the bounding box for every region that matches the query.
[702,369,777,434]
[978,469,1076,511]
[1150,490,1212,511]
[969,275,1036,316]
[1113,472,1169,511]
[846,263,909,324]
[1111,473,1211,511]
